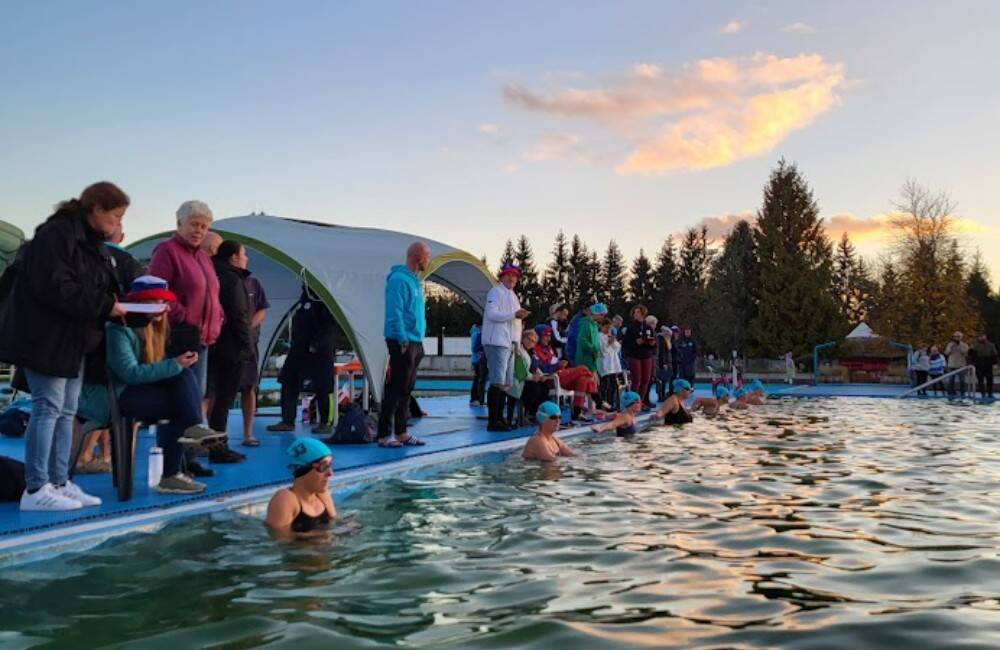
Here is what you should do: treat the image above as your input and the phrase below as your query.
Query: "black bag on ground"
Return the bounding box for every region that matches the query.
[326,404,374,444]
[0,406,29,438]
[0,456,25,501]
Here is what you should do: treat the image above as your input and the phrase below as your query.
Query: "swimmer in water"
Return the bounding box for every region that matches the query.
[522,401,575,461]
[592,390,642,437]
[656,379,694,424]
[745,379,766,405]
[732,386,753,408]
[266,438,349,538]
[691,385,731,416]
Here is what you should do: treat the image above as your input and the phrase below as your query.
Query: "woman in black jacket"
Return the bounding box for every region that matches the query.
[207,240,254,452]
[0,182,129,511]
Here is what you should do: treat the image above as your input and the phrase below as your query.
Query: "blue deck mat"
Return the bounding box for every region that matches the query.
[0,382,944,540]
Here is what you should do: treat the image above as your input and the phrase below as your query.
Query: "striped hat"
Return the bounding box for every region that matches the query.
[125,275,176,303]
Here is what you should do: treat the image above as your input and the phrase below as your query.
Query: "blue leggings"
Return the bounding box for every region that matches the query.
[118,369,203,477]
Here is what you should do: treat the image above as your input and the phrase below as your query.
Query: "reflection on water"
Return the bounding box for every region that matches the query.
[1,398,999,649]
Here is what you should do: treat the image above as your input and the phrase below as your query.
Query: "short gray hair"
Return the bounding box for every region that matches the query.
[176,200,214,225]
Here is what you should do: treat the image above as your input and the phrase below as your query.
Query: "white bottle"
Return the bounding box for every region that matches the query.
[147,446,163,487]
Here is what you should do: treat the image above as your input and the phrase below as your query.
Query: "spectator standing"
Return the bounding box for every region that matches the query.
[972,333,997,399]
[548,304,569,357]
[0,182,129,511]
[784,351,796,384]
[944,331,970,397]
[207,240,254,455]
[598,321,623,408]
[377,242,430,446]
[147,200,223,478]
[238,258,269,444]
[675,326,699,387]
[621,305,657,409]
[482,264,530,432]
[469,323,487,406]
[643,315,659,404]
[928,345,946,396]
[574,302,606,375]
[564,305,588,365]
[655,326,673,402]
[912,345,931,396]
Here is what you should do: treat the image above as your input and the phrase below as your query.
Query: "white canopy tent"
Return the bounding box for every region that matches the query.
[127,214,494,403]
[845,322,878,339]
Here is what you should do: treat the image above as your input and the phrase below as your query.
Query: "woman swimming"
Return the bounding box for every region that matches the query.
[266,437,347,538]
[592,390,642,437]
[656,379,694,424]
[522,401,575,461]
[690,385,731,416]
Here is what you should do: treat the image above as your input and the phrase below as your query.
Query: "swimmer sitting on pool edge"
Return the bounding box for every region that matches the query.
[592,391,643,437]
[522,401,575,461]
[266,438,352,538]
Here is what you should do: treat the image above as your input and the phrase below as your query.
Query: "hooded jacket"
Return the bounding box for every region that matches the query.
[574,316,601,372]
[212,257,253,364]
[147,234,223,347]
[383,264,426,343]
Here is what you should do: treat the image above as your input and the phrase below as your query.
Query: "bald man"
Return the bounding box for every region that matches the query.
[377,242,430,447]
[201,231,223,256]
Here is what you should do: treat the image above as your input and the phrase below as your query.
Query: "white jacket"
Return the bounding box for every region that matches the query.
[600,334,623,376]
[482,283,522,348]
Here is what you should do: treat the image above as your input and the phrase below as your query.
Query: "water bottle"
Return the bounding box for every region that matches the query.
[147,446,163,487]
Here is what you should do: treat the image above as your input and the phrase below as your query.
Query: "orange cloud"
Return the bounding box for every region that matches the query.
[504,53,845,174]
[721,20,746,34]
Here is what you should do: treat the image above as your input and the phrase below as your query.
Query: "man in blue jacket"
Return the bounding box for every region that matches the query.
[378,242,430,447]
[675,325,699,386]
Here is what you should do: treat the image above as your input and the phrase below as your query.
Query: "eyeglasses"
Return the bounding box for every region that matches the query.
[312,460,332,473]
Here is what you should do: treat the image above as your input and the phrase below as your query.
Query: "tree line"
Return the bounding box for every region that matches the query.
[428,159,998,359]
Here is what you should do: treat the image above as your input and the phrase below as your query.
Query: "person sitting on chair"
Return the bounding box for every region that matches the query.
[105,276,226,494]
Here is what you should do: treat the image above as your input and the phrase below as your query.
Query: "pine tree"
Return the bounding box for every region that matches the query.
[750,159,844,357]
[498,239,516,272]
[567,235,589,309]
[832,233,857,323]
[543,230,570,309]
[869,261,903,338]
[513,235,543,315]
[967,253,1000,342]
[704,220,758,355]
[651,236,678,322]
[600,240,627,315]
[628,249,655,306]
[673,226,713,329]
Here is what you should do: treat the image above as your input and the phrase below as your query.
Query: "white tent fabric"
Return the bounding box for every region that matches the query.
[845,322,879,339]
[127,215,495,403]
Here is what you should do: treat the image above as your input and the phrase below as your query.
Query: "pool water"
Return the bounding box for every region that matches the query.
[1,398,998,649]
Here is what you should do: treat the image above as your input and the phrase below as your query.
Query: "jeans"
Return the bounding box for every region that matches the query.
[470,360,488,403]
[484,344,514,387]
[379,340,424,438]
[184,345,209,465]
[119,369,203,477]
[24,366,84,492]
[946,368,966,397]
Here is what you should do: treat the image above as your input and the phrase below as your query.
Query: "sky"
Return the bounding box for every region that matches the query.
[2,1,1000,278]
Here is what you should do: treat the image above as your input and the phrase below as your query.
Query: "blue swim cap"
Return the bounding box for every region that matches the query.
[286,437,332,470]
[751,379,764,391]
[715,385,730,399]
[590,302,608,315]
[734,387,748,398]
[536,401,561,423]
[672,378,692,393]
[620,390,641,410]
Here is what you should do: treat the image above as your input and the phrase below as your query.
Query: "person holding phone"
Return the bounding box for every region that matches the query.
[482,264,530,432]
[621,304,657,410]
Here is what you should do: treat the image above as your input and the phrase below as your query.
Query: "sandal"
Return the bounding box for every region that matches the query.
[377,438,402,448]
[242,438,261,447]
[398,435,426,447]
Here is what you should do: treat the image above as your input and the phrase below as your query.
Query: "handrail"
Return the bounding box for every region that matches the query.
[897,364,975,399]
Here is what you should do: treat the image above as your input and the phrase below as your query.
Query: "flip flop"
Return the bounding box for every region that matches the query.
[242,438,261,447]
[398,435,426,446]
[377,438,402,448]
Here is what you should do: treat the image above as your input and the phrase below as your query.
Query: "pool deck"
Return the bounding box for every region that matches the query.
[0,382,980,565]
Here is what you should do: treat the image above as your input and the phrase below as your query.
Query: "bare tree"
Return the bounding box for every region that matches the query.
[890,178,956,260]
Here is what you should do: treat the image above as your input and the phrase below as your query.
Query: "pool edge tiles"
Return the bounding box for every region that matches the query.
[0,408,652,568]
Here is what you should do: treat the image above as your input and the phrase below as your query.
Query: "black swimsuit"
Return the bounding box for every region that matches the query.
[663,405,693,425]
[289,490,332,533]
[616,422,636,437]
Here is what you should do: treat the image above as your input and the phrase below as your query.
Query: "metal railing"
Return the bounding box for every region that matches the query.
[897,365,975,399]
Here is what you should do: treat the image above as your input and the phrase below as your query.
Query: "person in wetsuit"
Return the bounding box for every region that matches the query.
[266,437,338,537]
[592,390,642,438]
[656,378,694,425]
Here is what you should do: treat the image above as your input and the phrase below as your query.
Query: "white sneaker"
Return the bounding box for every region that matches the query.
[56,480,102,507]
[20,483,82,511]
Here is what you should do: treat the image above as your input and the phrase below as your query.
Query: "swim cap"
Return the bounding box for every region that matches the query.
[672,378,692,393]
[620,391,641,410]
[734,387,748,399]
[750,379,764,391]
[536,401,561,423]
[715,385,730,399]
[590,302,608,315]
[286,437,332,470]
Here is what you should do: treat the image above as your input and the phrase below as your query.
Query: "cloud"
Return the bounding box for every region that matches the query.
[522,133,589,162]
[720,20,745,34]
[684,212,755,240]
[503,52,845,174]
[478,123,500,135]
[502,163,520,173]
[782,22,816,35]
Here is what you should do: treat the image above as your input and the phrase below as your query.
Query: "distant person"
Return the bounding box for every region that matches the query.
[610,314,624,339]
[148,200,224,478]
[621,305,656,409]
[563,304,591,367]
[469,323,487,406]
[912,345,931,396]
[377,242,430,446]
[531,325,560,373]
[509,329,551,428]
[238,256,270,444]
[574,302,606,375]
[690,385,730,417]
[200,231,223,257]
[482,264,530,432]
[106,276,226,495]
[598,321,623,409]
[928,345,946,396]
[656,379,694,425]
[655,325,673,402]
[972,333,997,400]
[592,390,642,438]
[944,331,970,397]
[675,326,698,387]
[267,285,337,434]
[0,182,130,511]
[206,240,254,456]
[265,438,340,538]
[784,351,796,384]
[522,402,575,462]
[547,303,569,357]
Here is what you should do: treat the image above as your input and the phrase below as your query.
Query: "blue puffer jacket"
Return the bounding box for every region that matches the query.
[383,265,426,343]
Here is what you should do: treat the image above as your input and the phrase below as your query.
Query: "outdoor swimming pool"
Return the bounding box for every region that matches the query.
[0,397,997,648]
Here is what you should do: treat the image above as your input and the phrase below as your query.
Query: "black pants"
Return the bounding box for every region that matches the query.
[976,364,994,398]
[599,374,621,409]
[379,340,424,438]
[208,353,244,433]
[521,381,549,421]
[119,370,202,477]
[278,353,333,425]
[470,360,488,403]
[915,370,928,394]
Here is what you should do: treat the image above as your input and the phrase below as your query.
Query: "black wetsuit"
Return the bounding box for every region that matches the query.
[663,405,693,425]
[289,490,332,534]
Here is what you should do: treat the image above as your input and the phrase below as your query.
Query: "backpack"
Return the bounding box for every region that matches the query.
[0,399,30,437]
[326,404,375,444]
[0,455,25,501]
